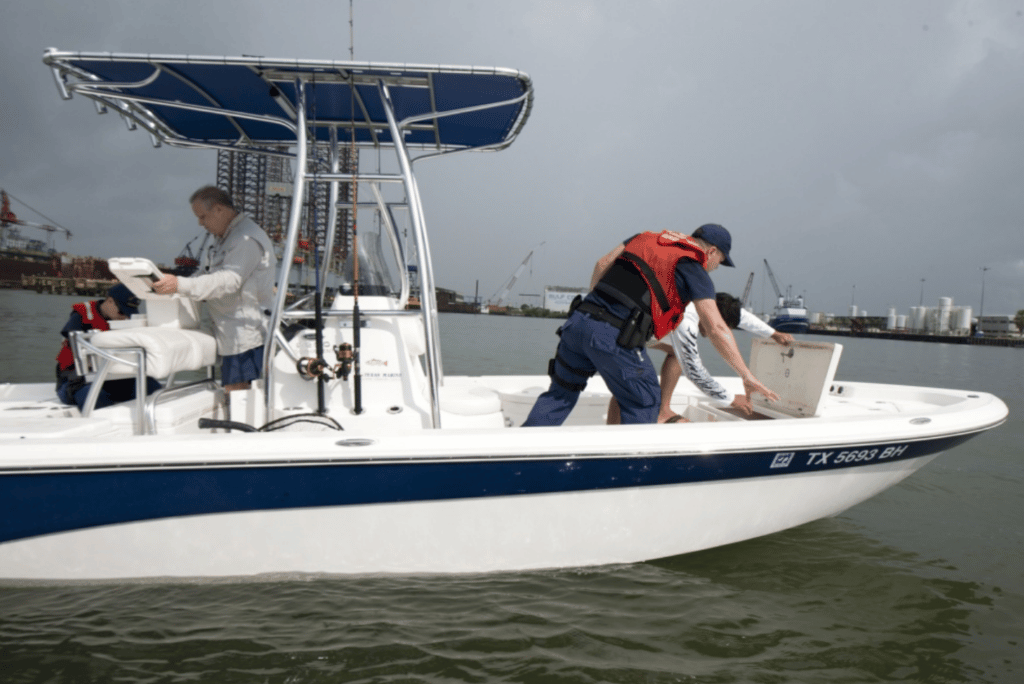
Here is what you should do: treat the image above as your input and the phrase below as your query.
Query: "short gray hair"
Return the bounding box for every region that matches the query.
[690,237,713,253]
[189,185,236,211]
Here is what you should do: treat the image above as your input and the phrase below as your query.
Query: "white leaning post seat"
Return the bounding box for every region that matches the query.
[90,328,217,379]
[74,328,218,434]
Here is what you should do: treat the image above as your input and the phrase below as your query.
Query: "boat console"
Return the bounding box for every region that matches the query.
[107,257,202,329]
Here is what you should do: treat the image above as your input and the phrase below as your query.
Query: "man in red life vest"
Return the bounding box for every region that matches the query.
[55,284,161,410]
[521,224,778,426]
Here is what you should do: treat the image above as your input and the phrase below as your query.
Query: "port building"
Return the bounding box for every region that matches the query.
[543,286,588,313]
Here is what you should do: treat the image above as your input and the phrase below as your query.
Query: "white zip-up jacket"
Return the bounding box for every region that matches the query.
[668,304,775,405]
[177,213,277,356]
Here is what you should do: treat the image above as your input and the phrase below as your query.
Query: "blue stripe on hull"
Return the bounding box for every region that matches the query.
[768,317,810,334]
[0,434,974,543]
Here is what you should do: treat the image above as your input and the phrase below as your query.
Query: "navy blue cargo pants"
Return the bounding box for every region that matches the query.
[521,310,659,426]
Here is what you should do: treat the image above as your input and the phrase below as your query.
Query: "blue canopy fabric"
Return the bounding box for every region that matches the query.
[44,51,533,153]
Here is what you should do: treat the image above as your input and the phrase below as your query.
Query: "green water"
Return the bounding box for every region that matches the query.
[1,290,1022,683]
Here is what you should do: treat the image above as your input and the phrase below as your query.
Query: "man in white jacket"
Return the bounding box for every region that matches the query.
[152,186,277,391]
[608,292,793,423]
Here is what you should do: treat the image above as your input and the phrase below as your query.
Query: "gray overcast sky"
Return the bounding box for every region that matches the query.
[2,0,1022,318]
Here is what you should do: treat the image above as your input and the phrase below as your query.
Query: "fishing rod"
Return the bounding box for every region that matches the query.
[349,1,363,415]
[311,75,327,415]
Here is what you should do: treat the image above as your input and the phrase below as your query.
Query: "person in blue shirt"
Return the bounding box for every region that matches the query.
[521,224,777,426]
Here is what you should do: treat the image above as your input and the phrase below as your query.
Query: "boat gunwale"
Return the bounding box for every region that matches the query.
[0,408,1006,475]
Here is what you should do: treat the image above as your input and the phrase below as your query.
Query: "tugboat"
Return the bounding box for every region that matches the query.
[764,258,810,333]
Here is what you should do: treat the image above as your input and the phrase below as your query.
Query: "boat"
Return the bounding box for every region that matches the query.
[764,258,810,333]
[0,49,1007,582]
[1,188,114,291]
[1,189,67,288]
[769,299,810,334]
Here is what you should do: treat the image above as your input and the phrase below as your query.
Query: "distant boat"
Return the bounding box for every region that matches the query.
[769,305,810,334]
[769,293,810,334]
[0,189,112,288]
[1,189,62,286]
[764,259,809,333]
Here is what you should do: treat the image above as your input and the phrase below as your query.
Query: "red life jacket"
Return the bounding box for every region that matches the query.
[56,301,110,372]
[617,231,708,340]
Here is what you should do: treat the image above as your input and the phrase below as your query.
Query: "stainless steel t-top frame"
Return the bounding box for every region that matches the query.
[43,49,534,428]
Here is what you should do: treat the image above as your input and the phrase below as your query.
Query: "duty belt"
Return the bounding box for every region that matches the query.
[574,300,626,329]
[574,297,654,349]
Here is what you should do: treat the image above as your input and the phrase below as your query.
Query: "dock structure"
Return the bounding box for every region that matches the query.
[806,327,1024,348]
[20,274,115,297]
[2,250,114,293]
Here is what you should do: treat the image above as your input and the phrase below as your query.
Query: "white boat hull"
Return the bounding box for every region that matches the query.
[0,453,937,580]
[0,371,1007,581]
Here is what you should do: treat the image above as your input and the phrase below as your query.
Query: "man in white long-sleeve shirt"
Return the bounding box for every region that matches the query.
[152,186,277,391]
[608,293,793,423]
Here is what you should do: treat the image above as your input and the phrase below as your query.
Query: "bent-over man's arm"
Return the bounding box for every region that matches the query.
[692,297,779,402]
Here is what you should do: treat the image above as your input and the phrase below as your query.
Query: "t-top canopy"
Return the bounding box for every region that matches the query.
[43,49,534,155]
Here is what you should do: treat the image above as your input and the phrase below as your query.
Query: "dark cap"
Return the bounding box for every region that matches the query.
[692,223,735,267]
[107,283,140,317]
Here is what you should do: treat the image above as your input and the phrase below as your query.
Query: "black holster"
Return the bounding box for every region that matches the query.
[615,307,654,349]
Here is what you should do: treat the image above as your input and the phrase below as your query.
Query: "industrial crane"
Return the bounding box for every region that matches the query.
[763,259,805,308]
[763,258,784,303]
[740,271,755,307]
[489,242,544,307]
[1,189,73,252]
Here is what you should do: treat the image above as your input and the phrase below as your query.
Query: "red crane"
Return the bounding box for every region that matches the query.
[1,189,73,252]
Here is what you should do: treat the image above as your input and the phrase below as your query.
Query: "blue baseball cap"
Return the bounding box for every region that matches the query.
[107,283,140,316]
[692,223,734,267]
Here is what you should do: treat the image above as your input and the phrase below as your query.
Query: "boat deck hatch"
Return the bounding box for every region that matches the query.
[749,339,842,418]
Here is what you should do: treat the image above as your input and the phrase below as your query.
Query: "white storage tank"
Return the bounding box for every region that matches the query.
[938,297,953,333]
[849,305,858,318]
[886,308,897,330]
[957,306,973,332]
[896,314,908,329]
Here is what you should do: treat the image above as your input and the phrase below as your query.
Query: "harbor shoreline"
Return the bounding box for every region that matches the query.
[805,327,1024,348]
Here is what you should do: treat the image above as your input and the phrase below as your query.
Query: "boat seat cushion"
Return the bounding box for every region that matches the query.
[90,328,218,379]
